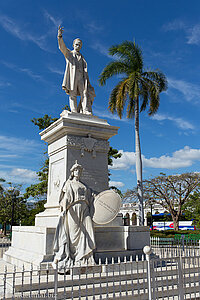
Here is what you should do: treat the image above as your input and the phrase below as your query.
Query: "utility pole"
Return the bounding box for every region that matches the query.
[11,193,16,230]
[150,203,153,230]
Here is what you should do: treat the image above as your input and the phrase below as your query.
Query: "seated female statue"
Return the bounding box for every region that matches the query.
[52,160,96,272]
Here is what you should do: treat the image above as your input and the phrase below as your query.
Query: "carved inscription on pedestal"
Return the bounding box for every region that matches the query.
[66,135,109,158]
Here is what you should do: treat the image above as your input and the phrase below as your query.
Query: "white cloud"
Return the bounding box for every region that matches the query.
[163,20,186,32]
[5,101,46,115]
[44,11,62,27]
[2,61,44,82]
[0,135,41,157]
[11,168,37,179]
[110,151,136,170]
[84,22,103,33]
[187,24,200,45]
[0,168,37,184]
[90,42,111,58]
[0,14,51,51]
[48,65,63,75]
[0,135,42,185]
[151,113,195,130]
[168,77,200,103]
[111,146,200,170]
[0,81,11,88]
[0,154,18,160]
[93,108,130,123]
[109,181,125,188]
[163,20,200,46]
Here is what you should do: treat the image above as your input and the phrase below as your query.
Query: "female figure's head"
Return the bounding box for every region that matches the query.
[69,160,83,180]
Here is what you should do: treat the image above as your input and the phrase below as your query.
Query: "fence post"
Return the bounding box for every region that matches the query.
[143,246,152,300]
[54,261,58,300]
[177,254,184,300]
[199,239,200,256]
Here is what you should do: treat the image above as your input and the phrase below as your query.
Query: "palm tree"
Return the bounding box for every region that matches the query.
[99,41,167,225]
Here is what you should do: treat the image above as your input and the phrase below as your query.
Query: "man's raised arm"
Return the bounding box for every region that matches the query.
[57,25,70,57]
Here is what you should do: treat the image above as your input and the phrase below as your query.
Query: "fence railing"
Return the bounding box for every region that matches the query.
[1,248,200,299]
[0,256,149,299]
[150,236,200,258]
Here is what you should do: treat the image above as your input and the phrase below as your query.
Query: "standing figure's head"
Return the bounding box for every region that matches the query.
[70,160,83,180]
[73,38,82,52]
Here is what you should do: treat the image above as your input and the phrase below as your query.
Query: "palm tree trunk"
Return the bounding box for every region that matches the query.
[135,97,144,225]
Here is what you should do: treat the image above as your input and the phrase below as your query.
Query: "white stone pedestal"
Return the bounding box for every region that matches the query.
[4,225,150,268]
[4,226,55,268]
[4,111,150,268]
[35,111,119,228]
[4,111,121,268]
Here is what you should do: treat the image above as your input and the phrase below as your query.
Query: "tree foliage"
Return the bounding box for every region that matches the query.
[99,41,167,119]
[31,114,58,130]
[183,192,200,228]
[24,200,46,226]
[108,146,122,166]
[0,182,27,235]
[124,172,200,230]
[24,158,49,200]
[99,40,167,225]
[24,114,58,201]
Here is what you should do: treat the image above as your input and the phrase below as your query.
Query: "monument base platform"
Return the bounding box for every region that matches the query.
[3,225,150,269]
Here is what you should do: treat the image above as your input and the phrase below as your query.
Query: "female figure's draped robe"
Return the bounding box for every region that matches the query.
[52,179,96,272]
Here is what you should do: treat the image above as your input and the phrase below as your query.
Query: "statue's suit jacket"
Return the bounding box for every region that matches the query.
[58,37,90,96]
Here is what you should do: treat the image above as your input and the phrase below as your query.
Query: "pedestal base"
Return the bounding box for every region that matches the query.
[3,225,150,268]
[3,226,55,269]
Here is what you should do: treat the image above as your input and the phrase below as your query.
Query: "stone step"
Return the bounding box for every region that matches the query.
[14,272,147,292]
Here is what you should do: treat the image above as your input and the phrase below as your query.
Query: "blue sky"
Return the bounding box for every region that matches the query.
[0,0,200,192]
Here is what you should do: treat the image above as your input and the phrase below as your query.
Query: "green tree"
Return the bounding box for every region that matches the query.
[99,40,167,225]
[0,182,27,235]
[31,114,58,130]
[24,115,59,200]
[108,146,122,166]
[183,192,200,228]
[124,173,200,230]
[24,200,46,226]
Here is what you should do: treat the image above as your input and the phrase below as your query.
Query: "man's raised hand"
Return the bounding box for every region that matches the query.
[58,25,64,37]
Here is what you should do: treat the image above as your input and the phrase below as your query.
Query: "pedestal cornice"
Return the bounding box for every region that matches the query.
[40,111,119,144]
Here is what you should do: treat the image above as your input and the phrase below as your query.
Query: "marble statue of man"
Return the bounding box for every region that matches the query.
[57,26,95,115]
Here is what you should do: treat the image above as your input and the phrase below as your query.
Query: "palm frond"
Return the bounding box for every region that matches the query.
[108,84,119,114]
[142,70,168,92]
[108,79,128,118]
[139,80,149,112]
[99,61,129,85]
[100,39,167,121]
[109,41,143,71]
[131,41,143,71]
[127,97,135,119]
[148,83,160,115]
[115,78,129,118]
[128,72,140,99]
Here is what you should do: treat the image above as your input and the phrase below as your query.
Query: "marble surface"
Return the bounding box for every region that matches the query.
[36,111,119,227]
[52,161,96,271]
[57,26,95,115]
[4,225,150,268]
[93,190,122,225]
